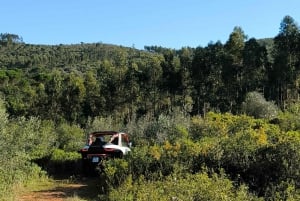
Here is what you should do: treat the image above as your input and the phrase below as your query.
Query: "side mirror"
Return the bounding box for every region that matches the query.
[128,142,132,148]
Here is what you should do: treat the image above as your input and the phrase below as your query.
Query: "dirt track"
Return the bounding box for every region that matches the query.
[18,177,100,201]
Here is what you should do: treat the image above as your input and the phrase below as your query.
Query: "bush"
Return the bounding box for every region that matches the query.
[101,158,130,187]
[106,172,262,201]
[189,112,258,139]
[0,100,57,199]
[125,145,164,180]
[56,123,85,152]
[241,91,279,119]
[264,181,300,201]
[48,149,81,176]
[277,111,300,132]
[85,116,124,133]
[125,110,190,146]
[50,149,81,162]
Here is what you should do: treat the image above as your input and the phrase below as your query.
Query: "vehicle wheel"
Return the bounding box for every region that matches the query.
[114,151,123,158]
[81,159,90,176]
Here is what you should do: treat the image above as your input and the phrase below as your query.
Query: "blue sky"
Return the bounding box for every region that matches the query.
[1,0,300,49]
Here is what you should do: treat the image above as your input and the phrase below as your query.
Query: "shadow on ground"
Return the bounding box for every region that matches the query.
[21,176,103,201]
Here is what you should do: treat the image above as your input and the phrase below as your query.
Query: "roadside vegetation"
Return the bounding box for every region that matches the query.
[0,97,299,200]
[98,106,300,200]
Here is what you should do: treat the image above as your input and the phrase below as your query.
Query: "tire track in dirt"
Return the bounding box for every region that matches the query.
[18,177,100,201]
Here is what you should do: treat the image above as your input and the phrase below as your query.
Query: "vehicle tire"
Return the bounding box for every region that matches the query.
[114,151,123,158]
[81,159,90,176]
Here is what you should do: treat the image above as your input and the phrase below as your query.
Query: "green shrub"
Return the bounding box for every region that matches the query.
[56,123,85,152]
[106,172,262,201]
[48,149,81,175]
[241,91,279,119]
[264,181,300,201]
[50,149,81,162]
[125,110,190,146]
[190,114,228,139]
[101,158,130,187]
[125,145,163,180]
[189,112,259,139]
[0,98,57,199]
[277,111,300,132]
[0,161,48,200]
[85,116,124,133]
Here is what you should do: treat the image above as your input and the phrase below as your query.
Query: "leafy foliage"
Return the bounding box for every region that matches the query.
[93,111,300,200]
[0,15,299,123]
[242,91,279,119]
[107,172,262,201]
[56,123,85,152]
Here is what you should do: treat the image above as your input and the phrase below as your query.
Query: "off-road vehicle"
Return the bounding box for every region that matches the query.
[78,131,131,174]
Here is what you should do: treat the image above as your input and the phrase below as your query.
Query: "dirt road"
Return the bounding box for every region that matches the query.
[18,177,101,201]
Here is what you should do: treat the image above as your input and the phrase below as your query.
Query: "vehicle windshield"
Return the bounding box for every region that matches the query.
[87,132,129,147]
[89,134,118,146]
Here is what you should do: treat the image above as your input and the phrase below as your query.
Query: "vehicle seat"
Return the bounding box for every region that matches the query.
[91,137,103,146]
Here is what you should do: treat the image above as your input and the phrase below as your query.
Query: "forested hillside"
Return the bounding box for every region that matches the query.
[0,15,299,124]
[0,15,300,200]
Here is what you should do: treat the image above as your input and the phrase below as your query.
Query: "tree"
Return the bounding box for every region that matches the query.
[0,33,23,46]
[225,27,247,66]
[271,15,300,109]
[123,61,140,120]
[177,47,193,114]
[61,72,86,123]
[191,42,224,114]
[223,26,247,111]
[83,70,103,119]
[161,49,181,112]
[44,70,64,122]
[242,38,269,93]
[138,56,163,116]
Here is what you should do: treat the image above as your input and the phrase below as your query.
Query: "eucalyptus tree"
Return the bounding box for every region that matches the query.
[122,61,140,120]
[178,47,194,114]
[223,26,247,111]
[161,49,181,112]
[82,70,103,120]
[191,42,224,114]
[146,56,164,115]
[61,72,86,123]
[96,60,116,115]
[242,38,269,94]
[271,15,300,109]
[44,69,64,122]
